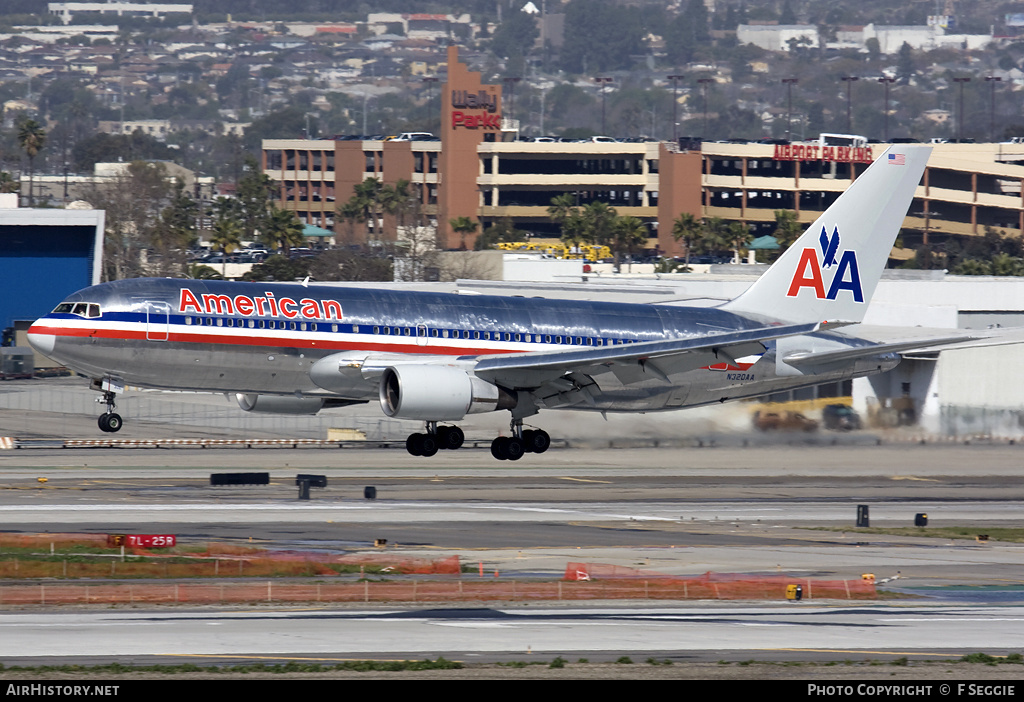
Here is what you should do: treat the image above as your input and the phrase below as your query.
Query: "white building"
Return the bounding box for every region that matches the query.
[736,24,820,52]
[47,2,193,25]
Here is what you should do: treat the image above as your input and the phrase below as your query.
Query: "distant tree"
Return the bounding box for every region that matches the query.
[665,0,710,65]
[725,221,754,261]
[610,215,648,272]
[71,132,173,172]
[476,218,526,250]
[259,205,306,257]
[772,210,803,250]
[241,254,310,282]
[896,42,915,85]
[0,172,19,194]
[186,263,223,280]
[307,248,392,282]
[209,199,243,277]
[671,212,702,267]
[779,0,797,24]
[547,192,587,250]
[151,179,198,276]
[578,200,618,251]
[692,217,736,258]
[235,155,273,240]
[17,118,46,206]
[560,0,644,73]
[449,216,479,251]
[338,177,387,243]
[86,161,173,281]
[489,6,538,62]
[865,37,881,61]
[243,106,309,152]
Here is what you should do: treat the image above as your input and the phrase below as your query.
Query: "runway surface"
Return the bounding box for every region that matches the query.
[2,604,1024,665]
[2,443,1024,665]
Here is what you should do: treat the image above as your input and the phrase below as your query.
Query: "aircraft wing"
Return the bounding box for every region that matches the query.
[472,322,819,389]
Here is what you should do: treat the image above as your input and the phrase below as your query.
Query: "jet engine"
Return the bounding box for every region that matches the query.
[379,365,517,421]
[235,393,326,415]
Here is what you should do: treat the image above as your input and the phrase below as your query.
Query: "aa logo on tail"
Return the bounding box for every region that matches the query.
[786,226,864,302]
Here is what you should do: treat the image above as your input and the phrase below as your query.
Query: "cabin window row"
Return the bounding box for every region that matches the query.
[181,315,644,346]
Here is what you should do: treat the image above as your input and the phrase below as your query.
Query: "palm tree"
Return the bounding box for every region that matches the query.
[772,210,803,250]
[337,199,364,245]
[353,177,384,242]
[580,201,618,250]
[547,192,586,251]
[449,216,479,250]
[692,216,732,258]
[209,200,243,277]
[611,216,648,272]
[0,171,19,194]
[17,118,46,206]
[260,206,306,258]
[725,221,754,263]
[671,212,703,269]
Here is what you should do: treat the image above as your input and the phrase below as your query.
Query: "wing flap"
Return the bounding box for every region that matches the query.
[474,322,818,388]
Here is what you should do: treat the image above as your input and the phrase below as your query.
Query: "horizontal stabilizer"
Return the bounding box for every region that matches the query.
[782,335,980,368]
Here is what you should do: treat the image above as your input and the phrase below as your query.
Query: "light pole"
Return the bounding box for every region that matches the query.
[422,76,438,133]
[953,77,971,141]
[503,76,521,137]
[985,76,1002,143]
[878,76,896,142]
[668,73,684,142]
[782,78,797,140]
[594,77,613,134]
[697,78,713,137]
[841,76,859,133]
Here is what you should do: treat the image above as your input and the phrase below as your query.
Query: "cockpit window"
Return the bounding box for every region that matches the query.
[53,302,100,318]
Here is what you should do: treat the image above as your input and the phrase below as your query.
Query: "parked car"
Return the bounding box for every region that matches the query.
[389,132,437,141]
[752,410,818,432]
[822,404,862,431]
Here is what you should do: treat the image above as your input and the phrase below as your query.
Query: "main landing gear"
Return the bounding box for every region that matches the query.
[491,420,551,461]
[97,390,122,433]
[405,421,464,457]
[404,420,550,461]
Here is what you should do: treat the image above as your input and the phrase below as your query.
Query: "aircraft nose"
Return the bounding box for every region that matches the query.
[26,325,55,356]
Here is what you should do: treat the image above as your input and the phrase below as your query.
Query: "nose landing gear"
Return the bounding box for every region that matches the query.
[97,389,122,433]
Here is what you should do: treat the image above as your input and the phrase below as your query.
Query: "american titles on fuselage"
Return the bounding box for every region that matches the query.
[178,288,343,321]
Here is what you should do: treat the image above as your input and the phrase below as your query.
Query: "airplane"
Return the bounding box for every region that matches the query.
[28,145,969,460]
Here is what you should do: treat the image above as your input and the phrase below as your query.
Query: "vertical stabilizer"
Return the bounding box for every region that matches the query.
[722,145,931,324]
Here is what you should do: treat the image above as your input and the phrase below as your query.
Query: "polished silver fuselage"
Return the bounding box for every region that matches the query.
[28,277,898,414]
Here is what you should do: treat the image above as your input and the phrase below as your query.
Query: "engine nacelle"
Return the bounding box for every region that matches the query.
[235,393,326,415]
[379,365,517,421]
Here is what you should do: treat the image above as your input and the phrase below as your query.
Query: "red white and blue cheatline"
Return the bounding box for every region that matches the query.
[887,153,906,166]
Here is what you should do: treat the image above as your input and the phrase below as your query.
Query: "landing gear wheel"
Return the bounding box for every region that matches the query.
[491,436,524,461]
[437,425,464,450]
[406,432,438,457]
[98,413,122,433]
[419,434,438,457]
[491,436,509,460]
[522,429,550,454]
[504,437,524,461]
[406,433,423,456]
